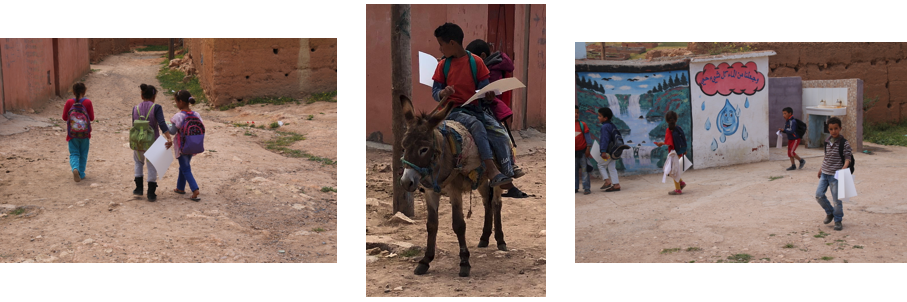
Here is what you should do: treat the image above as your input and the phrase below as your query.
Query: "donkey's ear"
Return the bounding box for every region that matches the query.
[427,99,455,128]
[399,95,416,123]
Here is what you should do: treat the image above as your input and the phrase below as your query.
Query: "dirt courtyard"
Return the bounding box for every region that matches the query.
[365,130,546,297]
[576,142,907,263]
[0,51,337,263]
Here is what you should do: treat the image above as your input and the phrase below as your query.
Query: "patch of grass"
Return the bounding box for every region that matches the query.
[269,122,280,129]
[820,256,834,261]
[826,243,833,246]
[136,45,169,52]
[660,248,681,254]
[783,243,795,249]
[707,42,756,55]
[769,234,776,237]
[219,96,297,111]
[814,231,830,238]
[715,259,724,263]
[312,228,325,233]
[726,253,752,263]
[761,258,771,261]
[307,91,337,104]
[244,131,255,137]
[10,208,25,216]
[400,248,421,258]
[768,175,784,181]
[688,260,695,263]
[835,239,845,242]
[90,69,100,73]
[156,64,208,104]
[321,186,336,193]
[261,130,336,165]
[853,245,864,249]
[686,247,701,252]
[306,115,314,120]
[863,119,907,146]
[659,42,689,47]
[864,95,881,112]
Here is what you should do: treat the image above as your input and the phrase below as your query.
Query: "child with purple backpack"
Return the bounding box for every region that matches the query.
[62,83,94,182]
[165,90,205,201]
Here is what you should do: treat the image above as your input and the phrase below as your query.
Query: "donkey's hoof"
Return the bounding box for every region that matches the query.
[477,240,489,248]
[414,263,430,275]
[459,265,471,277]
[497,243,508,251]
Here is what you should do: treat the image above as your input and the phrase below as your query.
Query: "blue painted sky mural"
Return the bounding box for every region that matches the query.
[577,70,690,96]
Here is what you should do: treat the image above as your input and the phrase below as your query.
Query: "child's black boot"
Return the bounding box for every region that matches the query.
[786,165,796,171]
[823,214,833,224]
[147,182,158,202]
[834,221,843,231]
[133,177,144,195]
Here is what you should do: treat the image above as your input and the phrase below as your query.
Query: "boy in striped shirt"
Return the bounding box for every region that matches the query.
[816,117,853,231]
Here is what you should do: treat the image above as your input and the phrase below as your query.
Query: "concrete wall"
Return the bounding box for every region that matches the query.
[365,4,546,143]
[187,38,336,107]
[1,38,57,111]
[767,77,802,147]
[54,38,90,97]
[691,56,771,169]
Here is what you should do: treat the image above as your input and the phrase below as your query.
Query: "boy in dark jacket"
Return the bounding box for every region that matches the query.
[597,107,621,192]
[778,107,805,170]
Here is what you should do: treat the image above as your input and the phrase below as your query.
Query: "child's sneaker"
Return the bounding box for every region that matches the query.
[834,221,843,231]
[680,181,686,190]
[583,189,591,195]
[823,214,833,224]
[669,190,682,195]
[799,159,806,169]
[600,182,613,190]
[72,169,81,182]
[786,165,796,171]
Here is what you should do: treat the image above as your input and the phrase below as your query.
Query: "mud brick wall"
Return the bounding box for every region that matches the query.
[1,38,57,111]
[690,42,907,124]
[53,38,90,97]
[187,38,337,107]
[768,77,803,147]
[89,38,170,63]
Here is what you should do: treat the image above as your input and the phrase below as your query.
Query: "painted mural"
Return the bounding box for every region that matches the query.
[691,58,770,169]
[576,70,693,176]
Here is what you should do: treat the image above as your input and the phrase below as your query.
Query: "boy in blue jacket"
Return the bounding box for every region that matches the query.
[778,107,805,171]
[597,107,621,192]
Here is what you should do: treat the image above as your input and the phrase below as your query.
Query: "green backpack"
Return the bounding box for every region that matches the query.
[130,104,157,151]
[442,50,478,88]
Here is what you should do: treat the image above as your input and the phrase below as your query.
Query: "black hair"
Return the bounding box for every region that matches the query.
[598,107,613,121]
[434,23,464,46]
[782,107,793,114]
[465,39,490,57]
[72,82,86,100]
[827,116,842,128]
[176,90,196,105]
[576,105,580,110]
[666,111,678,131]
[139,84,157,100]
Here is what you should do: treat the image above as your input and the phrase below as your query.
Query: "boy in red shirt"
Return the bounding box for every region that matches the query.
[431,22,514,188]
[576,106,592,194]
[61,83,95,182]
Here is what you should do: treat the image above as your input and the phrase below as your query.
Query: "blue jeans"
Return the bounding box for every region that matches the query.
[816,173,843,222]
[575,155,590,191]
[448,109,514,177]
[176,154,199,192]
[68,138,90,179]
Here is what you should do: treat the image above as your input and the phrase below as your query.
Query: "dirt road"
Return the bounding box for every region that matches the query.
[365,130,546,297]
[0,51,337,263]
[576,142,907,263]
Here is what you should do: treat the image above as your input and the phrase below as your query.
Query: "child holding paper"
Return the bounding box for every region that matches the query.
[654,111,687,195]
[597,107,621,192]
[816,117,852,231]
[165,90,202,201]
[778,107,805,170]
[132,84,172,201]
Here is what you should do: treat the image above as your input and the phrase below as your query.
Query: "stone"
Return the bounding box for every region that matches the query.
[366,198,380,208]
[367,255,380,264]
[538,230,546,236]
[366,247,382,255]
[82,238,94,245]
[379,250,390,257]
[388,212,415,225]
[536,257,546,265]
[90,183,100,188]
[233,156,242,163]
[365,235,415,253]
[291,204,306,210]
[251,177,268,183]
[393,286,403,291]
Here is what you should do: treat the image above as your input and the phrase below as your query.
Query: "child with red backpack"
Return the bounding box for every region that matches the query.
[778,107,806,171]
[62,83,94,182]
[131,84,173,201]
[165,90,205,201]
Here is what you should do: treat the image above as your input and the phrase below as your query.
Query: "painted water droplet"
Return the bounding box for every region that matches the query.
[717,99,739,136]
[720,134,727,143]
[742,125,749,141]
[711,138,718,151]
[701,101,706,111]
[744,98,750,108]
[705,117,711,131]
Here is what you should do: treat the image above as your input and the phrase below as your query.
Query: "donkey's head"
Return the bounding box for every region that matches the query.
[399,95,455,192]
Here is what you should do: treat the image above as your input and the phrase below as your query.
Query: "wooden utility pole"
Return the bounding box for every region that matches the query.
[168,38,175,60]
[391,4,415,217]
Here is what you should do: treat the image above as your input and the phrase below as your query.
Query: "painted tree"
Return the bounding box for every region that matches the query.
[680,73,688,86]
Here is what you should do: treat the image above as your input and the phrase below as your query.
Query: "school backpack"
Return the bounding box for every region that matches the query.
[794,118,807,139]
[67,98,91,139]
[671,126,688,155]
[825,137,855,174]
[442,50,479,88]
[606,123,629,158]
[129,104,157,151]
[176,112,205,155]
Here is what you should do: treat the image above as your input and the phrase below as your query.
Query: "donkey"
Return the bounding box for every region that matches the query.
[398,95,507,277]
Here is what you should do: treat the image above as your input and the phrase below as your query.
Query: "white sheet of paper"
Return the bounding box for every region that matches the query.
[419,51,438,87]
[144,136,174,178]
[776,130,783,149]
[662,152,673,183]
[682,154,693,171]
[590,140,606,164]
[835,169,858,200]
[464,78,526,105]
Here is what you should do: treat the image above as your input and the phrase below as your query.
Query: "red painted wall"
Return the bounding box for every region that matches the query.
[54,38,90,97]
[524,4,546,128]
[1,38,57,111]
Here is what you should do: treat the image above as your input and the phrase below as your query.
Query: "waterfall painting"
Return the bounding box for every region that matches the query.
[576,70,693,176]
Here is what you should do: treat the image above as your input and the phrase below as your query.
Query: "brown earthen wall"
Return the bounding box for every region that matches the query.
[1,38,57,111]
[690,42,907,124]
[89,38,170,63]
[54,38,91,97]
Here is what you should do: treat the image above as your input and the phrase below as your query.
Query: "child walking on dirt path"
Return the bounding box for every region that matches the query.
[597,107,621,192]
[165,90,203,201]
[654,111,687,195]
[131,84,173,202]
[779,107,805,171]
[576,106,592,195]
[816,117,853,231]
[62,82,94,182]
